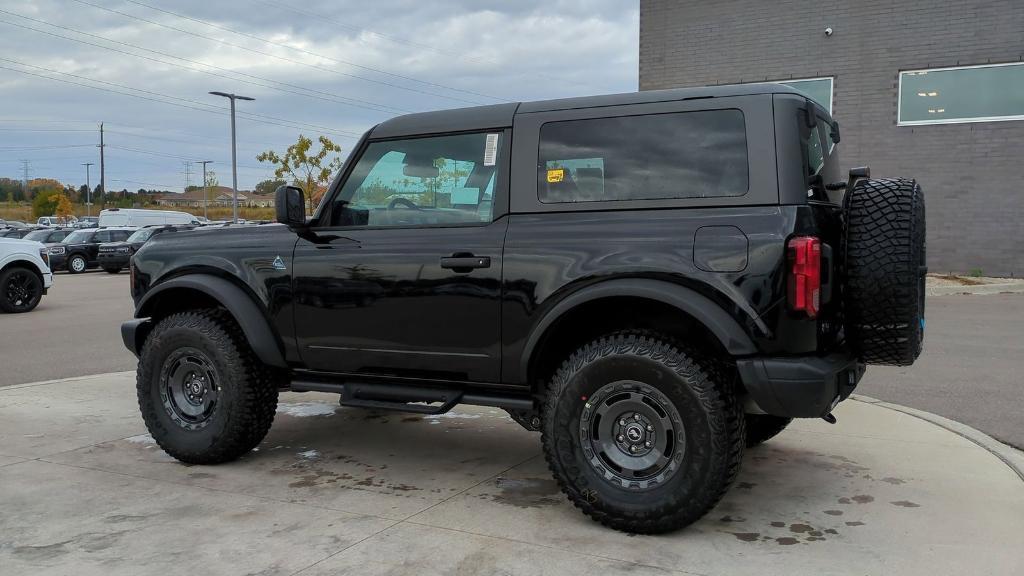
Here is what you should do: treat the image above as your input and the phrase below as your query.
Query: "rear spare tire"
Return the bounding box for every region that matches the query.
[842,177,925,366]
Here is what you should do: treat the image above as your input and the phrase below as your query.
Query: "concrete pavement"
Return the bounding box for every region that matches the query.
[1,372,1021,576]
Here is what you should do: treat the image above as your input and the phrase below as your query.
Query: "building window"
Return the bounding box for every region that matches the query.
[778,78,833,114]
[898,62,1024,125]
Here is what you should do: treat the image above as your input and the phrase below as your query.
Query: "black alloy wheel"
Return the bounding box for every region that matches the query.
[1,267,43,313]
[160,348,220,430]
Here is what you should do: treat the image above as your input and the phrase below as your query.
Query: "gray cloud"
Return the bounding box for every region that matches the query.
[0,0,638,190]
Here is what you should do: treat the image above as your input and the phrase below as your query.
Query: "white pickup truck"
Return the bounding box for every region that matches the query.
[0,237,53,313]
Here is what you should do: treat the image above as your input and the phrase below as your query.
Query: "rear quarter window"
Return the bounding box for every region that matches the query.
[538,109,749,203]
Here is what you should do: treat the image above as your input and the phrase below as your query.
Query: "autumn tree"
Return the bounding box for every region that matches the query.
[255,178,287,196]
[54,193,75,221]
[256,135,342,209]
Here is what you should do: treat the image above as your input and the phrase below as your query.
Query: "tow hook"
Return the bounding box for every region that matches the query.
[822,413,837,424]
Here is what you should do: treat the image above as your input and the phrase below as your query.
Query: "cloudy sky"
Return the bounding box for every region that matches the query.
[0,0,638,192]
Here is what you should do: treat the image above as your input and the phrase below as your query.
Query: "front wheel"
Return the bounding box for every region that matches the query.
[0,266,43,313]
[67,254,87,274]
[541,332,744,534]
[136,309,279,464]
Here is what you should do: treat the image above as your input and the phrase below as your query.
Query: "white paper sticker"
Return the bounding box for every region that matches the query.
[483,133,499,166]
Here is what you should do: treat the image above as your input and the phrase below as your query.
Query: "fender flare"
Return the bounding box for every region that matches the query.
[134,274,287,368]
[519,278,758,381]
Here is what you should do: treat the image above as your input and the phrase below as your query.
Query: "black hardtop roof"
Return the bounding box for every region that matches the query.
[370,83,803,139]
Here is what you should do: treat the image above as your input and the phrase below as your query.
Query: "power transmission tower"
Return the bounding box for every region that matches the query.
[20,160,30,220]
[183,161,193,191]
[198,160,213,220]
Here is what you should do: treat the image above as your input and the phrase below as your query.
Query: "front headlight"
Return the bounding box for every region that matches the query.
[39,247,50,267]
[49,246,65,255]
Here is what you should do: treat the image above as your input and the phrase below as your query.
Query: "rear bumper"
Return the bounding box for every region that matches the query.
[736,351,865,418]
[121,318,151,357]
[98,253,130,268]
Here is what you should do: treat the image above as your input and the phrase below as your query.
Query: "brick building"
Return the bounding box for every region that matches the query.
[639,0,1024,276]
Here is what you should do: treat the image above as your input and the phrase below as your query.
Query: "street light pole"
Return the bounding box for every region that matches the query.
[209,91,254,223]
[198,160,213,221]
[82,162,94,217]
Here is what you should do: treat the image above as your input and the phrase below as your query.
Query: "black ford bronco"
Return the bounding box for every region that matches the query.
[122,84,925,533]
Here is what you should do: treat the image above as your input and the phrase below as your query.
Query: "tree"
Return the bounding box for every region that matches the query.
[32,191,60,218]
[255,178,287,196]
[28,178,63,200]
[54,193,75,221]
[257,135,342,208]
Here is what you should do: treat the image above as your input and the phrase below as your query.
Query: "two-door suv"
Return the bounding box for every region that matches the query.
[122,84,925,533]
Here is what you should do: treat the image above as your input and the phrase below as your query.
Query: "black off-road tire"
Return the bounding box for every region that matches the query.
[744,414,792,448]
[843,177,926,366]
[541,332,744,534]
[0,266,43,313]
[137,308,278,464]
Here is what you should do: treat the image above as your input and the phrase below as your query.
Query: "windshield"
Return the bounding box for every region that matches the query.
[62,230,93,244]
[127,228,154,243]
[24,230,54,242]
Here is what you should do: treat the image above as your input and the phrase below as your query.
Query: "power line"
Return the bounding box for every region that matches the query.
[0,59,360,139]
[69,0,498,106]
[117,0,506,102]
[0,144,95,150]
[0,11,410,115]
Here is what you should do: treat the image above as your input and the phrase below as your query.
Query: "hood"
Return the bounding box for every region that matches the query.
[0,237,45,253]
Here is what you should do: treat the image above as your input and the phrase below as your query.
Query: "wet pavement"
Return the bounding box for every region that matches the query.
[1,372,1021,575]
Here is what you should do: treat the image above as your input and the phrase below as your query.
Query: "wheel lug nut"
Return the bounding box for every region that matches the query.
[629,445,638,453]
[633,413,641,421]
[619,419,626,426]
[617,435,624,442]
[646,425,654,432]
[645,441,652,448]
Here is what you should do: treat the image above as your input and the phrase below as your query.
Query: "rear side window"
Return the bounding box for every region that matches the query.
[538,109,748,203]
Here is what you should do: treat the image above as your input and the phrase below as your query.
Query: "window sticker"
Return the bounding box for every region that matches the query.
[546,168,564,183]
[483,133,499,166]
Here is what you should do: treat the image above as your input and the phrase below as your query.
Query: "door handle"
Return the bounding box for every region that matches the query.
[440,255,490,271]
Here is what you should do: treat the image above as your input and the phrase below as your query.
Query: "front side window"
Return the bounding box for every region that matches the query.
[328,132,502,228]
[93,230,112,243]
[127,229,155,243]
[899,63,1024,125]
[538,109,748,203]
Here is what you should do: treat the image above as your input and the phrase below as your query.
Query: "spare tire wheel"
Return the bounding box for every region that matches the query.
[842,177,926,366]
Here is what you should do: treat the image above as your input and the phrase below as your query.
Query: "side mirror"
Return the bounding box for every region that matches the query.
[275,185,306,229]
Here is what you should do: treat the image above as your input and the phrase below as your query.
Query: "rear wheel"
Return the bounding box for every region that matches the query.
[744,414,792,447]
[0,266,43,313]
[67,254,87,274]
[541,332,744,534]
[136,309,278,464]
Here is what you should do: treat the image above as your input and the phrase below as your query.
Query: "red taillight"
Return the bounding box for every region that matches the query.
[788,236,821,318]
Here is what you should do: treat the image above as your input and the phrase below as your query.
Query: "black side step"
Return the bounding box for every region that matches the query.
[290,380,533,415]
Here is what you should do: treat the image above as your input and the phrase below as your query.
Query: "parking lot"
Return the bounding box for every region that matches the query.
[2,273,1023,575]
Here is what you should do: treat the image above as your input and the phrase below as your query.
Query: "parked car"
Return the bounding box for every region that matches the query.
[98,208,199,228]
[75,216,99,229]
[122,84,926,534]
[47,227,134,273]
[22,227,75,245]
[0,227,42,239]
[1,220,29,230]
[0,236,52,313]
[97,225,194,273]
[37,216,78,228]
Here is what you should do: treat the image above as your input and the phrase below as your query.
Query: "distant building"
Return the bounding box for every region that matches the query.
[156,186,274,208]
[639,0,1024,276]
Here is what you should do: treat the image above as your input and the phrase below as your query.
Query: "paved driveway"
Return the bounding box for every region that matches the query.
[1,373,1021,575]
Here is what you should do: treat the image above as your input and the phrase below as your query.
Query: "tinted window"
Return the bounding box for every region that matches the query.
[63,230,93,244]
[113,231,132,241]
[127,229,155,243]
[330,132,501,227]
[538,110,748,203]
[93,230,112,243]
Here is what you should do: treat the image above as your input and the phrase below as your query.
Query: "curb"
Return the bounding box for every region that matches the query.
[0,371,135,391]
[927,283,1024,296]
[851,394,1024,482]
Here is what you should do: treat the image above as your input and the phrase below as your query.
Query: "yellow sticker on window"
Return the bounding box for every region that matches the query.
[546,168,564,183]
